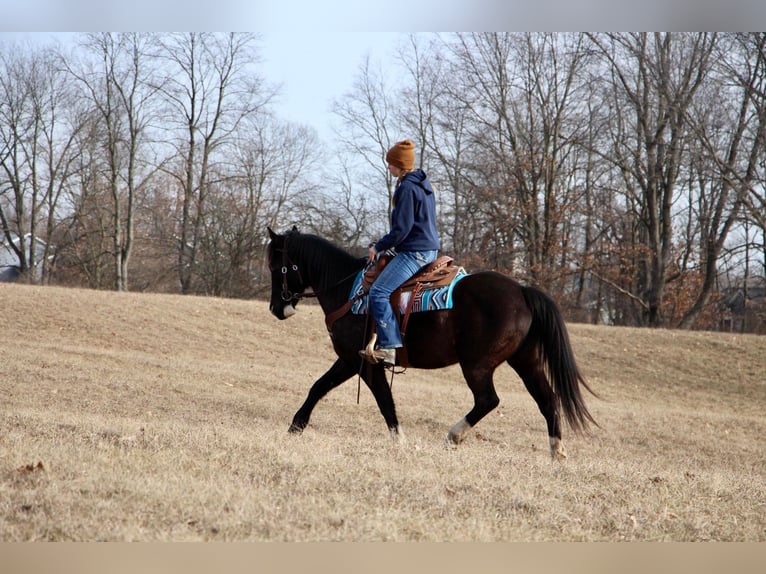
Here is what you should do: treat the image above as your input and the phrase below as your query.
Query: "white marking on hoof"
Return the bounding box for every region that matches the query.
[443,436,458,450]
[390,425,404,443]
[283,304,296,318]
[447,417,471,446]
[549,436,567,461]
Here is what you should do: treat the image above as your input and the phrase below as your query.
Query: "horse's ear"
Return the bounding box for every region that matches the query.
[291,225,299,233]
[267,227,278,240]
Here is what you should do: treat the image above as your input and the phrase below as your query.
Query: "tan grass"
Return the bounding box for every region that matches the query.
[1,283,764,541]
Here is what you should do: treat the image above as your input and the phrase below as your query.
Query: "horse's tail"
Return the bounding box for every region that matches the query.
[521,285,599,434]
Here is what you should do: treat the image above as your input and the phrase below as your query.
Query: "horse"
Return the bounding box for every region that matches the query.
[266,227,597,460]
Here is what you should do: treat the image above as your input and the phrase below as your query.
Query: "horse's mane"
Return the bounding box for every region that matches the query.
[287,230,366,292]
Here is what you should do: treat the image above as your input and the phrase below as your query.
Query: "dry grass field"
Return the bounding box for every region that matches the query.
[1,282,764,541]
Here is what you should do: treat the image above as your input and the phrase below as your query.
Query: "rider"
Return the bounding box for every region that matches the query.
[361,139,440,366]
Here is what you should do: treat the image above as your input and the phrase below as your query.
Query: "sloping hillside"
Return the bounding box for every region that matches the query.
[1,283,764,541]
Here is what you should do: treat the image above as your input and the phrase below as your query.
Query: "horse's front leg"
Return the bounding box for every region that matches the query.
[360,364,403,441]
[288,359,358,434]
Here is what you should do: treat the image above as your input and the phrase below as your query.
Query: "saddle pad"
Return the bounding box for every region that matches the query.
[349,267,468,315]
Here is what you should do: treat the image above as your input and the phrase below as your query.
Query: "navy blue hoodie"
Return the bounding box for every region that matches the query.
[374,169,440,253]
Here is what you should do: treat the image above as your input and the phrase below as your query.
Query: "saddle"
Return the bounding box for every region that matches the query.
[361,253,460,293]
[325,253,464,359]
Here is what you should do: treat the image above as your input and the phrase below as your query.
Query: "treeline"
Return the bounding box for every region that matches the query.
[1,33,765,332]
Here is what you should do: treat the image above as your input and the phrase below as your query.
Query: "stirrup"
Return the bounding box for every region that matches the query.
[359,334,396,366]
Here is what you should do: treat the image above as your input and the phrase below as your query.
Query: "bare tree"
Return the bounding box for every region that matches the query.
[587,33,717,326]
[0,41,79,284]
[730,34,766,241]
[57,122,112,289]
[442,33,590,290]
[154,32,272,294]
[191,117,322,296]
[298,154,372,248]
[669,34,765,328]
[331,54,399,229]
[0,44,35,280]
[63,33,159,291]
[397,34,442,169]
[394,34,471,259]
[439,33,519,272]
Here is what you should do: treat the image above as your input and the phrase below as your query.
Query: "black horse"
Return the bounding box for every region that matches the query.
[267,227,597,459]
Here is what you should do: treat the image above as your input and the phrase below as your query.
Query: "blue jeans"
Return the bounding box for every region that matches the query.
[369,249,438,349]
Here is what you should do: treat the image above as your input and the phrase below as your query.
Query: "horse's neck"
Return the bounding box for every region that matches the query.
[297,243,360,313]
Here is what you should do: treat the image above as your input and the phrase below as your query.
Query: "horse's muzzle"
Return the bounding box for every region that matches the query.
[283,304,297,318]
[270,303,296,320]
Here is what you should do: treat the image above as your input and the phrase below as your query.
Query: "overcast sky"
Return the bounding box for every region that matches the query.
[259,32,402,141]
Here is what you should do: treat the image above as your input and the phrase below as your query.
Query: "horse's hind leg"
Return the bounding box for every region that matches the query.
[508,356,566,461]
[289,359,358,433]
[446,364,500,446]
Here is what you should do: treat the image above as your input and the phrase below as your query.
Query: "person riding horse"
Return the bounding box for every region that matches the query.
[362,139,440,367]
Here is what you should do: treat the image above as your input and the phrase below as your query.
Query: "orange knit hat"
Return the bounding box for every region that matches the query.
[386,139,416,171]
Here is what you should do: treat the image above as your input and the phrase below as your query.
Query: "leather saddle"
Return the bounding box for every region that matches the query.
[361,253,460,293]
[356,254,464,368]
[324,253,463,341]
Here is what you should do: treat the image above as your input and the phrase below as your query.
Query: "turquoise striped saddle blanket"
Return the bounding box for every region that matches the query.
[348,267,468,316]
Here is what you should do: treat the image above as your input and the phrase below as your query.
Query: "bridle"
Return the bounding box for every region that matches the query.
[270,234,365,305]
[272,242,318,303]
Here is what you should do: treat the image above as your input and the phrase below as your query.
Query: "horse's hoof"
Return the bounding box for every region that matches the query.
[446,418,470,447]
[389,426,405,443]
[549,437,567,461]
[288,423,305,434]
[443,435,459,449]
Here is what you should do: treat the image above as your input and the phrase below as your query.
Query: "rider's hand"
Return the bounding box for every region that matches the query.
[367,245,377,263]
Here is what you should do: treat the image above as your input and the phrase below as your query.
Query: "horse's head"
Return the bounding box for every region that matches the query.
[266,226,306,320]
